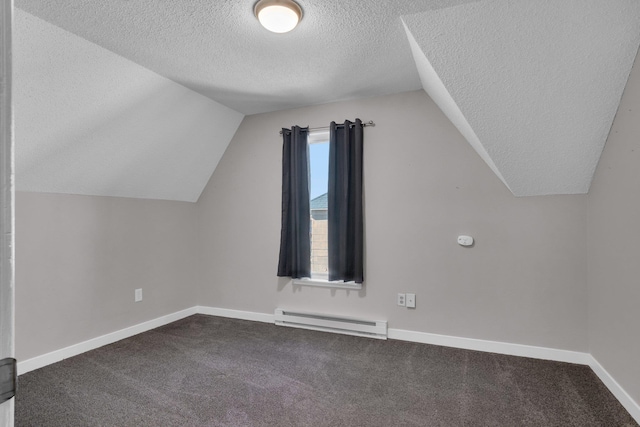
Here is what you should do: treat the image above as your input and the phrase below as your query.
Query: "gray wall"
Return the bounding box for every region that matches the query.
[14,72,640,410]
[587,54,640,403]
[197,90,589,352]
[16,192,199,360]
[15,90,592,364]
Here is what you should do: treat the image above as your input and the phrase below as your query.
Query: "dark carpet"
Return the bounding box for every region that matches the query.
[16,314,637,426]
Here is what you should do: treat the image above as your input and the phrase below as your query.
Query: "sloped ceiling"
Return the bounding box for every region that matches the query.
[15,10,244,202]
[402,0,640,196]
[14,0,640,200]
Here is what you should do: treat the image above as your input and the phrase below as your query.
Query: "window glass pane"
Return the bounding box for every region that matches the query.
[309,137,329,278]
[309,142,329,199]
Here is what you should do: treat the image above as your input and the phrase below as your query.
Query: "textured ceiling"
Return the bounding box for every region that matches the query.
[16,0,480,115]
[14,0,640,199]
[403,0,640,196]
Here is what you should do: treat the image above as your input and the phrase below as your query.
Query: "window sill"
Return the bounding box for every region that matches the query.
[292,278,362,290]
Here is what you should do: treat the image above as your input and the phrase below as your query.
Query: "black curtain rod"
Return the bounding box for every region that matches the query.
[279,120,375,135]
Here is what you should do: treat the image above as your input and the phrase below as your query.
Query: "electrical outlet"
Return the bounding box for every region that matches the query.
[406,293,416,308]
[135,288,142,302]
[397,293,406,307]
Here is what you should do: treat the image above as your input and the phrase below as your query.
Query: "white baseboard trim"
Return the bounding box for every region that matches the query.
[195,306,274,324]
[587,355,640,424]
[388,328,592,365]
[17,307,198,375]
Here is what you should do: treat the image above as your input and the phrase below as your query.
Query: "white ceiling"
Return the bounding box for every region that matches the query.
[14,0,640,199]
[403,0,640,196]
[15,10,243,202]
[16,0,480,115]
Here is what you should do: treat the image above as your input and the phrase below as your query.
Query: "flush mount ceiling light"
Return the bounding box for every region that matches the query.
[254,0,303,34]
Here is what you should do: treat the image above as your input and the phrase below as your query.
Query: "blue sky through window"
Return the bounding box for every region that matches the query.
[309,142,329,200]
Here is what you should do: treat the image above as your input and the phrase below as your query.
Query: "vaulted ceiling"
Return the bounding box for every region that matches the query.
[14,0,640,200]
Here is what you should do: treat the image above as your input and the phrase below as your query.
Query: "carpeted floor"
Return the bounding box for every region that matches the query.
[15,314,638,426]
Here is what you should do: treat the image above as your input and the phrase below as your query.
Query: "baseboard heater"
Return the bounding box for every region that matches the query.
[274,309,387,339]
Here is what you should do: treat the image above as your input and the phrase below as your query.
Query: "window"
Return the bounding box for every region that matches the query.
[308,131,330,280]
[278,120,364,289]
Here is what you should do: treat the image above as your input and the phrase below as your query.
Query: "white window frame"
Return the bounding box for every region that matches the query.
[293,277,362,290]
[299,130,362,290]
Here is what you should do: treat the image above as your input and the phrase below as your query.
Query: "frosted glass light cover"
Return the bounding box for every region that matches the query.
[258,5,300,33]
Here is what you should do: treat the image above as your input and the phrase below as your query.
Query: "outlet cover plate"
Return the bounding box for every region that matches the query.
[406,293,416,308]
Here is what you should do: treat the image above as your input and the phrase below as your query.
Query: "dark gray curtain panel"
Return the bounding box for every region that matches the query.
[328,119,364,283]
[277,126,311,279]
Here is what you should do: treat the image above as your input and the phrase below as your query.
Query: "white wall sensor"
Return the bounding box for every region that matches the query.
[457,235,474,246]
